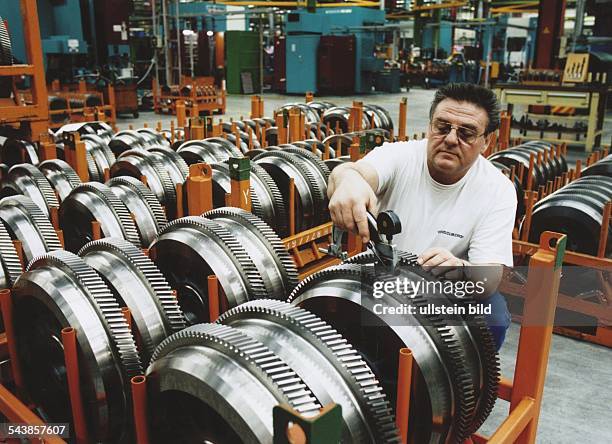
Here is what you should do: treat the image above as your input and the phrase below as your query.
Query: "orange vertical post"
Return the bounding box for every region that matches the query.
[62,327,90,444]
[175,183,184,219]
[0,289,24,393]
[396,348,413,444]
[351,101,363,132]
[597,202,611,258]
[208,275,220,321]
[505,232,564,444]
[289,108,301,143]
[191,118,205,140]
[131,375,150,444]
[176,100,186,128]
[92,221,102,240]
[74,134,89,182]
[186,163,213,215]
[21,0,49,125]
[251,95,262,118]
[39,134,57,161]
[229,157,251,211]
[499,111,511,150]
[398,98,407,141]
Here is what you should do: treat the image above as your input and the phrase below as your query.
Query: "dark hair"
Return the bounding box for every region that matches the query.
[429,83,501,134]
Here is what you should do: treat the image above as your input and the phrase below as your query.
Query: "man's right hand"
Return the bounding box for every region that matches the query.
[328,164,379,243]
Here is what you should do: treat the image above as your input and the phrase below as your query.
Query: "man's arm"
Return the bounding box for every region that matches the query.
[417,248,503,300]
[328,162,380,243]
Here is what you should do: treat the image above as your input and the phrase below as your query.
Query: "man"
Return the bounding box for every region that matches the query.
[327,83,516,349]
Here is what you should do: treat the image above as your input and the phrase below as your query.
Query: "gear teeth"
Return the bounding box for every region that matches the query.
[250,162,288,237]
[287,263,363,303]
[288,258,483,444]
[39,159,82,190]
[106,176,167,234]
[176,140,224,163]
[160,216,268,301]
[29,250,143,381]
[0,195,62,253]
[0,17,14,66]
[5,163,59,215]
[67,182,142,248]
[148,146,189,180]
[0,220,23,286]
[82,133,116,173]
[218,299,401,443]
[205,137,243,158]
[118,149,177,214]
[203,207,299,296]
[79,238,186,359]
[151,323,321,416]
[280,147,331,182]
[253,150,327,228]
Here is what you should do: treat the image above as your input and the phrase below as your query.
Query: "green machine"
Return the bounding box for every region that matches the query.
[226,31,261,94]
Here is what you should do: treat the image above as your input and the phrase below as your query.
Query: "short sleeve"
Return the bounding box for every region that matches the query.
[358,140,419,194]
[467,181,517,266]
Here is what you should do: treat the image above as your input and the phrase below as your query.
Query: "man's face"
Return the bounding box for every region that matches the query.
[426,98,491,184]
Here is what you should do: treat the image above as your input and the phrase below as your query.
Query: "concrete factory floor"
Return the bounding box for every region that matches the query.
[120,89,612,443]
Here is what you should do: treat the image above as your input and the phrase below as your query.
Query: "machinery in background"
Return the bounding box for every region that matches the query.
[0,0,132,84]
[281,7,386,94]
[496,53,609,152]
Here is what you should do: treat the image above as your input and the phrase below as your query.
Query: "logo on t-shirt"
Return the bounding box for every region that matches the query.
[437,230,464,239]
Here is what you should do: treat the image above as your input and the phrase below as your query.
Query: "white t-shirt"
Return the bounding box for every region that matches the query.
[359,139,517,266]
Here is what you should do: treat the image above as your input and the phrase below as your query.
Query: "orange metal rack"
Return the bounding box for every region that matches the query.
[0,0,49,142]
[492,132,612,347]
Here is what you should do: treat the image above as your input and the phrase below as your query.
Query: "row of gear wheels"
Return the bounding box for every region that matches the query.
[0,202,500,444]
[0,119,387,237]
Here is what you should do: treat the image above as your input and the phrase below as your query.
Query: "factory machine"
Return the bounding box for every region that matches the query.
[0,0,132,82]
[283,7,386,94]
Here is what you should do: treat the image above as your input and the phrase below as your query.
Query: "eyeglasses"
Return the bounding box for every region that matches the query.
[430,120,485,145]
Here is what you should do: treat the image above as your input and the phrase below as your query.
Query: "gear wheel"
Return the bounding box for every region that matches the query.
[79,237,186,365]
[203,207,299,299]
[107,176,167,247]
[148,146,189,182]
[149,216,267,324]
[146,323,321,442]
[0,219,23,288]
[1,163,59,217]
[13,250,142,442]
[288,252,500,444]
[111,149,177,219]
[253,150,326,231]
[59,182,142,252]
[218,299,400,443]
[39,159,82,202]
[0,195,62,264]
[250,162,288,237]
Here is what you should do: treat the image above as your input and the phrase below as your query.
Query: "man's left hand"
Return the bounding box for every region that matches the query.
[417,247,465,279]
